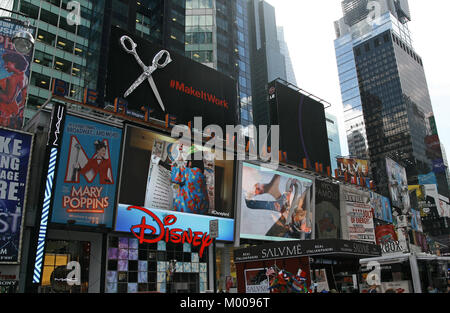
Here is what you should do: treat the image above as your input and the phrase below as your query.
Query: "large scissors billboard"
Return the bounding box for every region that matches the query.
[105,26,238,129]
[50,115,122,227]
[0,127,33,263]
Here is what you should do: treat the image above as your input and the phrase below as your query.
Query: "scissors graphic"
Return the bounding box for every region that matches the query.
[120,35,172,112]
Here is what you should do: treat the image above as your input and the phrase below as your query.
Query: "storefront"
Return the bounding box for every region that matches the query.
[360,253,450,293]
[234,239,381,293]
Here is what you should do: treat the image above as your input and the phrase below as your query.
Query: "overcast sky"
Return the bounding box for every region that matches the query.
[266,0,450,159]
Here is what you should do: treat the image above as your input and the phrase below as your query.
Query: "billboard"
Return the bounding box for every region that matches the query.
[0,128,33,263]
[0,19,35,129]
[385,158,410,213]
[105,26,237,129]
[239,162,313,241]
[268,80,331,169]
[418,172,437,185]
[410,209,423,232]
[369,192,393,223]
[315,180,340,239]
[336,158,369,179]
[438,195,449,218]
[422,184,440,218]
[50,115,122,227]
[115,125,235,242]
[342,187,375,243]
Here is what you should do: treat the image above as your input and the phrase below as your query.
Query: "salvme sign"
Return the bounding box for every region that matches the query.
[234,239,381,263]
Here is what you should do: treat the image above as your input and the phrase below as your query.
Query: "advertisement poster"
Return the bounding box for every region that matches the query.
[244,268,270,293]
[410,209,423,232]
[50,115,122,227]
[385,158,410,213]
[369,192,393,223]
[239,162,313,241]
[422,184,440,218]
[314,269,329,292]
[315,180,340,239]
[0,128,33,263]
[418,172,437,186]
[106,26,237,129]
[336,158,369,179]
[375,225,397,245]
[438,195,449,218]
[342,188,375,243]
[381,281,411,293]
[115,125,235,242]
[0,20,34,129]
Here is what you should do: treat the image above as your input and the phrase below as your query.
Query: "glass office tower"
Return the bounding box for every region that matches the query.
[334,0,449,197]
[326,112,342,174]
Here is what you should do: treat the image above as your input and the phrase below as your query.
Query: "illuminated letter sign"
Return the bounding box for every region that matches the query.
[127,205,213,258]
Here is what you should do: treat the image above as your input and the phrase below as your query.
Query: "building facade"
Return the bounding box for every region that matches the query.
[326,112,342,174]
[334,0,449,198]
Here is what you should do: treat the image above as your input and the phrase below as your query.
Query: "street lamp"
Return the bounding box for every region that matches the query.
[0,8,35,55]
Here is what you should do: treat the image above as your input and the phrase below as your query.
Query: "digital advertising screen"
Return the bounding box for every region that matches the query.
[115,125,235,242]
[105,26,238,129]
[239,162,314,242]
[0,127,33,263]
[50,115,123,227]
[268,80,331,169]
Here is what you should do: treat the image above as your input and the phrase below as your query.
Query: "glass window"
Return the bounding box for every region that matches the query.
[19,2,39,20]
[40,9,59,27]
[37,29,56,46]
[56,37,74,53]
[30,72,51,90]
[59,14,77,34]
[54,57,71,74]
[34,50,53,67]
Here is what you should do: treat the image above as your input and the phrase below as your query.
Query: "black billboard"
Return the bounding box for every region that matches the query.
[233,239,381,263]
[315,180,341,240]
[105,26,238,129]
[268,80,331,170]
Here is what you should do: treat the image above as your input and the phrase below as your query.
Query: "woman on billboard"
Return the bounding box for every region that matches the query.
[0,52,29,128]
[152,145,209,215]
[75,140,114,184]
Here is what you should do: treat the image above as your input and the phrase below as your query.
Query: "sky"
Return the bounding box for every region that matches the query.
[266,0,450,159]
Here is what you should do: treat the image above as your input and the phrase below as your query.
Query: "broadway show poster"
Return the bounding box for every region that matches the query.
[0,20,34,129]
[240,162,313,241]
[342,188,375,243]
[385,158,410,213]
[375,225,397,246]
[115,125,235,242]
[369,192,393,223]
[315,180,340,239]
[50,115,122,227]
[0,128,33,263]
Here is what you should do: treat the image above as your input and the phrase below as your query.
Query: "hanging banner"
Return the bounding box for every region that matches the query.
[342,187,375,243]
[50,115,122,227]
[315,180,340,239]
[0,19,35,129]
[369,191,393,223]
[0,127,33,263]
[385,158,410,213]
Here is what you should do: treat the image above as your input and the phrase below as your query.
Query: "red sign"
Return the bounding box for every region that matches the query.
[127,205,213,257]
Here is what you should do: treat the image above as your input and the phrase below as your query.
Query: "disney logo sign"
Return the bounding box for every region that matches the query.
[127,206,213,258]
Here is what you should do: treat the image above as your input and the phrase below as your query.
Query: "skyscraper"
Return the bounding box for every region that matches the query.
[248,0,286,128]
[334,0,449,198]
[326,112,342,174]
[277,26,297,86]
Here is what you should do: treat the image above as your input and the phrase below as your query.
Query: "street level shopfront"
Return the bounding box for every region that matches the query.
[234,239,381,293]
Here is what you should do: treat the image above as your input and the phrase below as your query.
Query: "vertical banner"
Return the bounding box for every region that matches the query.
[385,158,410,214]
[0,19,35,129]
[33,103,66,284]
[315,180,340,239]
[50,115,122,227]
[342,187,375,243]
[0,127,33,263]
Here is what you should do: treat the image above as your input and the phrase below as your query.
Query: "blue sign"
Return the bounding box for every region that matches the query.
[418,172,438,186]
[0,128,33,263]
[115,204,235,242]
[50,115,122,227]
[432,159,446,174]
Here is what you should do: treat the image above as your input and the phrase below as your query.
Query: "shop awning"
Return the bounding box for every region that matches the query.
[234,239,381,263]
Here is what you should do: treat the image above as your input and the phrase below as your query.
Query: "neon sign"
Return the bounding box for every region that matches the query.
[127,206,213,258]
